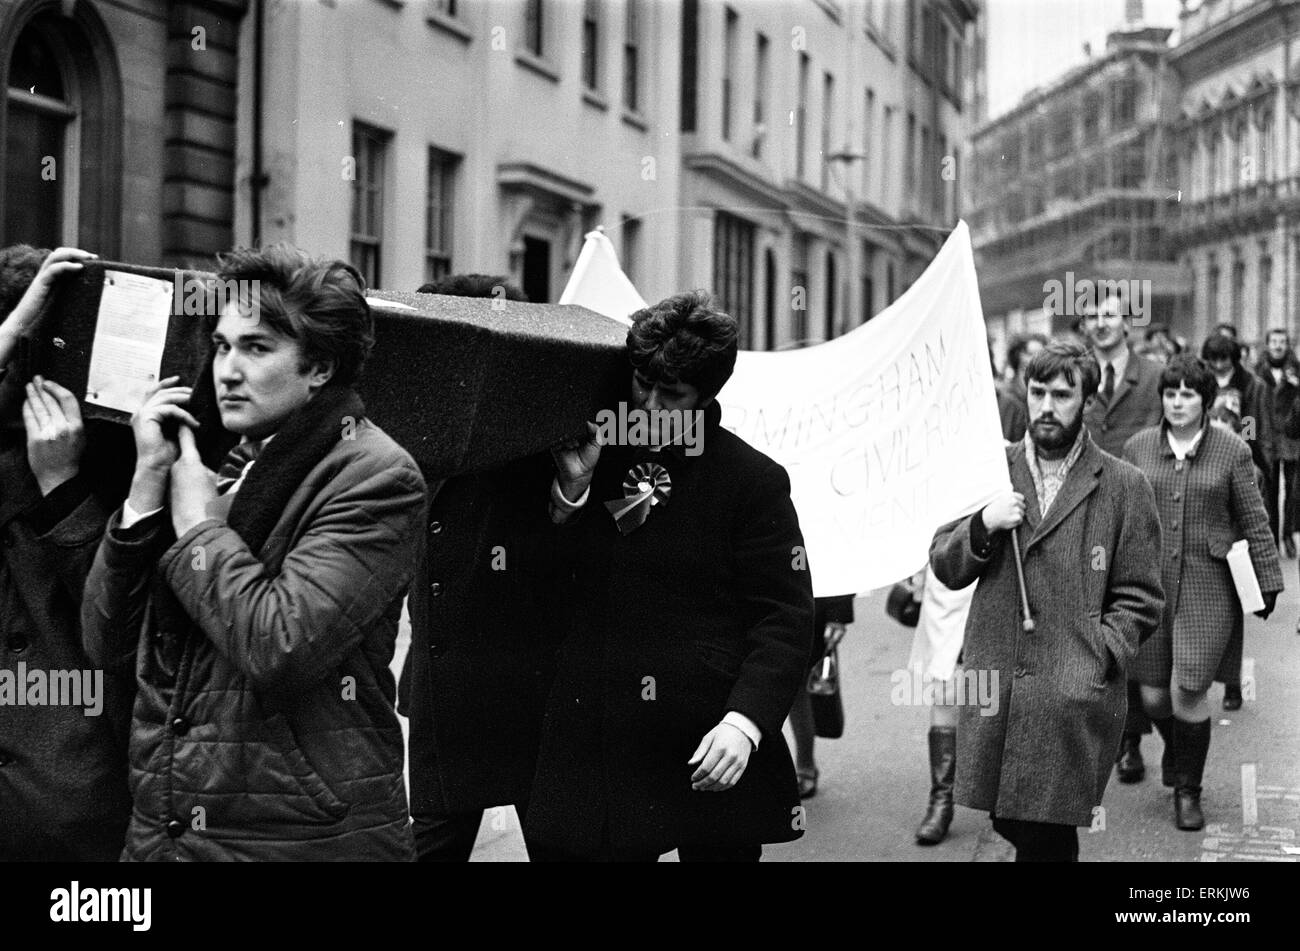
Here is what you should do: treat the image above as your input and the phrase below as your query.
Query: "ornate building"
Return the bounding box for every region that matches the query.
[969,18,1186,351]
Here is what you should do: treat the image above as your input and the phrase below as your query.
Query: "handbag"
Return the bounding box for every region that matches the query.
[885,581,922,628]
[807,639,845,739]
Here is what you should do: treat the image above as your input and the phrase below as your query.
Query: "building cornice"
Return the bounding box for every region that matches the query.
[682,151,791,211]
[496,162,596,206]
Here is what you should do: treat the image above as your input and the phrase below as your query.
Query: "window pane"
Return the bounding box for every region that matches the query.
[8,28,65,99]
[4,103,63,247]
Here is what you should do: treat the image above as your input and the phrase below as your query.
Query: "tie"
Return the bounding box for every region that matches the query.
[216,440,263,496]
[1102,363,1115,403]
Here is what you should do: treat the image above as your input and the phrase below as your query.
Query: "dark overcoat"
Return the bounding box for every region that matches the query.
[929,433,1164,827]
[1122,423,1284,692]
[523,400,815,858]
[0,436,133,861]
[398,453,566,817]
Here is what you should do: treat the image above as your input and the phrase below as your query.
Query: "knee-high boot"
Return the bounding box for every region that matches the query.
[1150,715,1176,788]
[1173,718,1211,831]
[915,727,956,845]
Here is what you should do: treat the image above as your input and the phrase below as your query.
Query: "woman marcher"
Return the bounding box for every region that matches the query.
[1122,355,1283,831]
[787,596,854,799]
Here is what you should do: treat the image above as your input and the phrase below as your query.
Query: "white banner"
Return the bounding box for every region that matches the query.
[561,221,1010,597]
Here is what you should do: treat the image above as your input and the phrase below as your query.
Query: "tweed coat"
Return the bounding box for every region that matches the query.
[1082,346,1164,458]
[82,389,425,861]
[1122,423,1283,692]
[524,400,816,858]
[930,431,1164,827]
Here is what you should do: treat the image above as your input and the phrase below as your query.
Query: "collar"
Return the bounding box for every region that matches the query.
[1094,344,1131,383]
[1023,422,1088,477]
[638,398,722,466]
[1160,417,1210,459]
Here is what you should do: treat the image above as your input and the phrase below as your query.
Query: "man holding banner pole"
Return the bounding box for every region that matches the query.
[930,341,1164,861]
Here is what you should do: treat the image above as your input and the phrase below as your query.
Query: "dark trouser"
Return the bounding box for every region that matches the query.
[1123,678,1150,738]
[1267,458,1298,542]
[414,800,533,862]
[991,816,1079,862]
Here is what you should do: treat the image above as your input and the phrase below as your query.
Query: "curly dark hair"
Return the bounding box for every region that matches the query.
[215,244,374,387]
[0,244,49,318]
[625,290,738,401]
[416,273,528,301]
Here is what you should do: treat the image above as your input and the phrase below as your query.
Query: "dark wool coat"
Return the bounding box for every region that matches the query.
[1222,364,1275,477]
[523,401,816,858]
[1254,354,1300,462]
[82,389,425,861]
[1122,423,1284,692]
[398,453,566,817]
[930,433,1164,827]
[0,437,133,861]
[1082,346,1164,458]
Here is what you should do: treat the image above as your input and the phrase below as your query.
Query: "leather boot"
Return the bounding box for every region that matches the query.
[1222,684,1242,711]
[1115,733,1145,783]
[1150,716,1176,788]
[915,727,956,845]
[1173,718,1211,832]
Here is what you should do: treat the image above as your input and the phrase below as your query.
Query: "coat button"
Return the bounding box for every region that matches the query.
[1173,492,1182,500]
[429,521,443,535]
[165,819,185,838]
[430,582,443,597]
[171,717,190,736]
[7,634,27,653]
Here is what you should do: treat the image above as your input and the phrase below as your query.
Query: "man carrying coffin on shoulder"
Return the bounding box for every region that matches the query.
[930,341,1164,861]
[81,245,426,860]
[525,291,815,862]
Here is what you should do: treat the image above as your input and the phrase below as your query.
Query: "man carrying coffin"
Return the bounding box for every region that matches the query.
[82,246,426,860]
[930,341,1164,861]
[525,291,815,862]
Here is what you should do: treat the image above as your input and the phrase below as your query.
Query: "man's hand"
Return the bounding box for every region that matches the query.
[1285,367,1300,390]
[169,425,217,537]
[127,377,199,516]
[1255,589,1279,620]
[550,420,603,503]
[688,722,752,792]
[1,248,97,339]
[22,375,84,495]
[982,489,1026,532]
[824,621,847,651]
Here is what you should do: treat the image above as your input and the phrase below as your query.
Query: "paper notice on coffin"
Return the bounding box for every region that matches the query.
[1227,539,1265,613]
[85,270,174,413]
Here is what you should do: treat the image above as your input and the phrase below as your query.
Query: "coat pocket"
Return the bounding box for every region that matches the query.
[262,711,351,823]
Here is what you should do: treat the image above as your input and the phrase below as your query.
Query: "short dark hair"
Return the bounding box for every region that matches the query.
[416,273,528,301]
[626,290,738,401]
[1213,322,1239,341]
[1006,332,1048,374]
[0,244,49,318]
[1159,353,1219,410]
[1266,327,1290,343]
[1023,340,1100,400]
[1201,333,1240,365]
[215,244,373,386]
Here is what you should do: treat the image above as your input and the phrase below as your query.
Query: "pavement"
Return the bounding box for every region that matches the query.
[391,560,1300,863]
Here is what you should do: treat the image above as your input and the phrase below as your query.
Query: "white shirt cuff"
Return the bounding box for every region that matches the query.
[722,711,762,750]
[550,477,590,522]
[121,499,164,529]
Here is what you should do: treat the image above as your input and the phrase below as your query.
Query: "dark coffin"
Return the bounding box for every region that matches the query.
[31,261,629,478]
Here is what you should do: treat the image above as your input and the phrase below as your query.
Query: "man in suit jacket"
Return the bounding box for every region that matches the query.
[1079,294,1165,785]
[1252,328,1300,557]
[930,341,1164,861]
[526,291,815,862]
